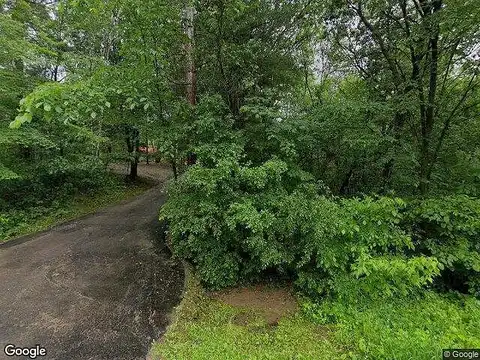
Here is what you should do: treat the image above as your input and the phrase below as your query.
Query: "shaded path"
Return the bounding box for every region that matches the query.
[0,165,184,360]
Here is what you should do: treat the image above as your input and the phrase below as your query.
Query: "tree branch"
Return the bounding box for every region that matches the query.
[429,71,478,175]
[351,0,401,87]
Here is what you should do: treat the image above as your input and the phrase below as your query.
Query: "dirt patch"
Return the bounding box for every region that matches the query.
[210,284,299,325]
[232,310,258,326]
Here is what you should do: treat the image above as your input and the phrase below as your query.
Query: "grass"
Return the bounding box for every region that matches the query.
[150,268,340,360]
[151,268,480,360]
[0,175,153,243]
[304,292,480,360]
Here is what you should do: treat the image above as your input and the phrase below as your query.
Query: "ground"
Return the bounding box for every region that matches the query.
[209,284,298,326]
[0,163,184,360]
[150,271,480,360]
[150,274,340,360]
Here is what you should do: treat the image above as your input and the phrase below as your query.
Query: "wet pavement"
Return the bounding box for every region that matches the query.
[0,175,184,360]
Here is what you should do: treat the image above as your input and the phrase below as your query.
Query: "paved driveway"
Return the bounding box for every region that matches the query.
[0,171,184,360]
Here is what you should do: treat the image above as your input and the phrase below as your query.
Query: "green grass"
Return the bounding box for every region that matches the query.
[151,269,340,360]
[304,292,480,360]
[0,176,153,243]
[152,269,480,360]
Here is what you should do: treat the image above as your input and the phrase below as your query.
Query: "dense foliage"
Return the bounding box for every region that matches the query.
[0,0,183,232]
[1,0,479,356]
[161,154,480,297]
[155,0,480,301]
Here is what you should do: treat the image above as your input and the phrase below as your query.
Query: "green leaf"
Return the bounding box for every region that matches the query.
[9,117,23,129]
[9,112,32,128]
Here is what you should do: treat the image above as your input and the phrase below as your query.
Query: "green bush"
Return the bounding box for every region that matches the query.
[1,156,113,208]
[161,158,303,288]
[292,196,435,300]
[0,155,122,240]
[162,155,480,301]
[403,195,480,296]
[161,159,441,299]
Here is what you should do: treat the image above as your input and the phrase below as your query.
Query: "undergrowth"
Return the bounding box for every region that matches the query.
[0,173,152,242]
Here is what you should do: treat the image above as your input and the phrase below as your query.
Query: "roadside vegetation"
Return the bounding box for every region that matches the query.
[0,171,152,242]
[151,272,340,360]
[1,0,479,359]
[153,272,480,359]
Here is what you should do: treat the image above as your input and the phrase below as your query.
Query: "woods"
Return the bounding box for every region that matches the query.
[1,0,480,358]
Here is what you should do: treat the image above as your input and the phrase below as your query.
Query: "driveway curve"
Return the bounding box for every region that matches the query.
[0,165,184,360]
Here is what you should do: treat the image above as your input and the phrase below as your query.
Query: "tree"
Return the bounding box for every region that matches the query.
[326,0,480,194]
[194,0,322,119]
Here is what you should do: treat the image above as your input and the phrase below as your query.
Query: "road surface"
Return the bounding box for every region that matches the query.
[0,165,184,360]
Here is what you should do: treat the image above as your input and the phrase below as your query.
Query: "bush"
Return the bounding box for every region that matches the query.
[0,154,121,240]
[0,156,113,210]
[161,158,304,288]
[403,195,480,296]
[162,154,480,302]
[161,158,443,299]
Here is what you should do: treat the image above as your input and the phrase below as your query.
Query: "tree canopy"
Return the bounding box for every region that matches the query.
[1,1,479,345]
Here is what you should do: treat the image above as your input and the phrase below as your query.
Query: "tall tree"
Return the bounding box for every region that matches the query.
[327,0,480,193]
[194,0,322,119]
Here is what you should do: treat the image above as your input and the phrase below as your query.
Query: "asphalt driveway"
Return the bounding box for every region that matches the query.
[0,168,184,360]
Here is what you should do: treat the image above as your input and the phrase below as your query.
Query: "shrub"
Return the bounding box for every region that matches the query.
[160,158,305,288]
[403,195,480,296]
[161,158,442,298]
[160,115,480,297]
[293,196,439,300]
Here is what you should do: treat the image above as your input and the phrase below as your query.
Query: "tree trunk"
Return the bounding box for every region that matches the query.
[419,151,430,195]
[381,111,407,190]
[170,159,178,181]
[183,4,197,168]
[126,127,140,181]
[146,136,149,165]
[418,0,442,195]
[339,168,354,195]
[184,5,196,106]
[130,158,138,181]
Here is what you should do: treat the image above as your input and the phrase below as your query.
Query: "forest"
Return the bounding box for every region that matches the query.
[1,0,479,358]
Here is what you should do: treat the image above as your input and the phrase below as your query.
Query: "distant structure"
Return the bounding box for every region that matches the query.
[137,145,157,154]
